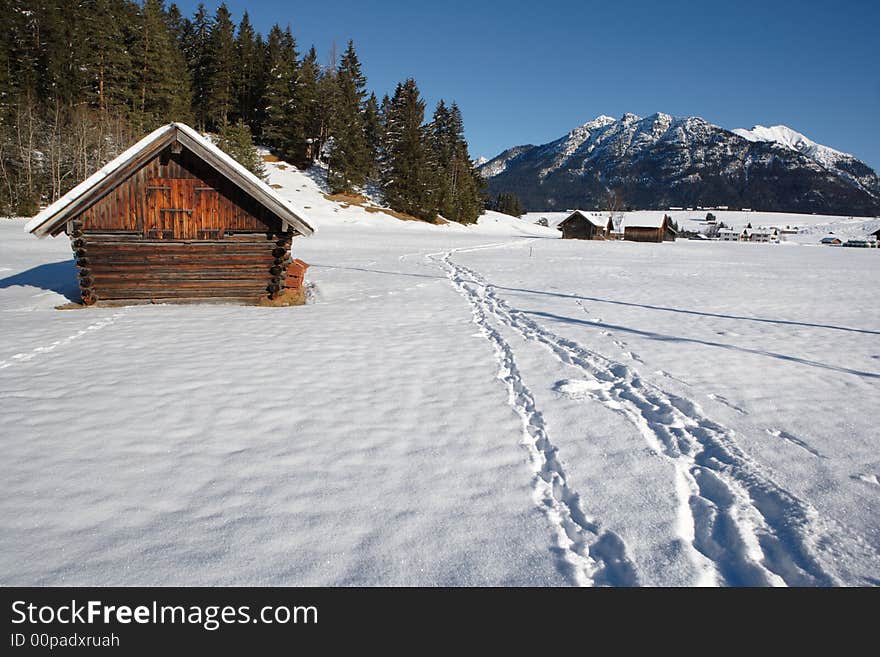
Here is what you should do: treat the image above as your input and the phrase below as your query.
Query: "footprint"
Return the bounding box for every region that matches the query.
[766,429,824,459]
[708,393,747,415]
[553,378,610,400]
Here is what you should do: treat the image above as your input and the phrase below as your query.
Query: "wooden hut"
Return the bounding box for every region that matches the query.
[557,210,613,240]
[25,123,314,305]
[621,214,676,243]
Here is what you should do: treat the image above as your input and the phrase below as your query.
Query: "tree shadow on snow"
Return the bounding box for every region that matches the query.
[527,309,880,380]
[0,259,81,302]
[308,263,443,280]
[498,286,880,336]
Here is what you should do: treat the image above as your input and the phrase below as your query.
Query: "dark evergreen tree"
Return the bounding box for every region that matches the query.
[217,119,265,177]
[133,0,192,132]
[381,79,439,221]
[493,192,524,217]
[363,92,382,177]
[261,24,297,153]
[314,54,338,163]
[164,2,188,47]
[234,12,259,126]
[327,40,370,193]
[287,45,320,163]
[81,0,134,114]
[430,100,484,223]
[182,3,212,129]
[204,2,235,128]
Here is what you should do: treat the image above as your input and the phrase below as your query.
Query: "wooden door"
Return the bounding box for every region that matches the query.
[194,185,221,239]
[147,178,196,239]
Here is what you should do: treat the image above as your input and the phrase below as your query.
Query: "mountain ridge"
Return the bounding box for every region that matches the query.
[478,113,880,215]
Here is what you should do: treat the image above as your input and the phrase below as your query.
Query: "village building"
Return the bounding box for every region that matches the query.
[557,210,613,240]
[749,227,780,243]
[718,228,740,241]
[620,214,676,242]
[25,123,314,306]
[820,234,842,245]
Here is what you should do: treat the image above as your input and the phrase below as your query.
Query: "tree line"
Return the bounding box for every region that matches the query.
[0,0,486,223]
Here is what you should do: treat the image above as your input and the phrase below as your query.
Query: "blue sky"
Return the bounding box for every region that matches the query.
[175,0,880,169]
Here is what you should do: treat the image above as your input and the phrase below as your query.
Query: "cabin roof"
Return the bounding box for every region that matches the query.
[620,214,669,229]
[562,210,609,228]
[25,123,314,238]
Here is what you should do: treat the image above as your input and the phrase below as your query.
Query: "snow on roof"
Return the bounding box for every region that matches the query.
[25,122,314,238]
[563,210,610,228]
[620,214,668,229]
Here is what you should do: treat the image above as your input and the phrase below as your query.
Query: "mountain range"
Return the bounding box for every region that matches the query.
[478,113,880,216]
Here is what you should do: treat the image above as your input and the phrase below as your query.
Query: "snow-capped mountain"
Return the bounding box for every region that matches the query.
[479,113,880,215]
[733,124,880,200]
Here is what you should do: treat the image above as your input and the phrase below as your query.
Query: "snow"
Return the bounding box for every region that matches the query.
[733,124,855,168]
[2,157,879,586]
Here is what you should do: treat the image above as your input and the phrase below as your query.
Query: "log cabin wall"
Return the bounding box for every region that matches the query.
[68,143,297,304]
[623,226,663,242]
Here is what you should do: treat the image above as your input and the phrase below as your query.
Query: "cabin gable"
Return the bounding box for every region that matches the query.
[75,143,284,239]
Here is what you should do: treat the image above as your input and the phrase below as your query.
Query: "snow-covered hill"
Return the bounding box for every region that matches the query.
[2,156,879,587]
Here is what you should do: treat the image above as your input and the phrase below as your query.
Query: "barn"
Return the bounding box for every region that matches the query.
[621,214,676,243]
[25,122,314,306]
[557,210,613,240]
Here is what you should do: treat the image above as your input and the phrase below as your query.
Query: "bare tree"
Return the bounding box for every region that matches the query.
[603,188,626,234]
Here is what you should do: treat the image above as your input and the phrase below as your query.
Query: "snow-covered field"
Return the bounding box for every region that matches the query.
[2,161,879,586]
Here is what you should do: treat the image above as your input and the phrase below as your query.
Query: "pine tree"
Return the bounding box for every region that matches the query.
[363,92,382,177]
[430,100,483,223]
[315,54,338,163]
[164,2,188,47]
[82,0,134,115]
[204,2,236,129]
[381,79,439,221]
[217,119,265,178]
[327,40,370,193]
[494,192,523,217]
[133,0,192,132]
[182,3,212,130]
[234,12,259,126]
[287,45,320,164]
[261,24,298,154]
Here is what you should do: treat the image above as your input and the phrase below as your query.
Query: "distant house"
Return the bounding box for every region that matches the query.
[820,234,842,245]
[558,210,612,240]
[621,214,676,242]
[718,228,739,241]
[869,228,880,242]
[779,224,799,234]
[749,227,780,243]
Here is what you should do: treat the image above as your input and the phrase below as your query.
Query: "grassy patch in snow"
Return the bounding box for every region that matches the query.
[257,287,307,307]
